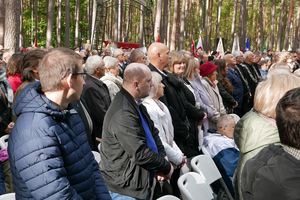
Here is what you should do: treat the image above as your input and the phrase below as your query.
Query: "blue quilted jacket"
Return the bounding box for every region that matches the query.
[8,82,111,200]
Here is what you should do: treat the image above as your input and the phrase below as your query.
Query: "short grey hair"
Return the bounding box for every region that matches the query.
[232,51,242,58]
[217,114,234,129]
[243,51,253,59]
[85,55,103,75]
[113,49,124,58]
[296,48,300,55]
[103,56,119,69]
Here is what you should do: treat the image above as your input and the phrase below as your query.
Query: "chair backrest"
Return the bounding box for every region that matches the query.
[178,172,213,200]
[98,143,101,152]
[201,146,210,157]
[191,155,222,185]
[157,195,180,200]
[0,193,15,200]
[0,135,9,149]
[92,151,101,163]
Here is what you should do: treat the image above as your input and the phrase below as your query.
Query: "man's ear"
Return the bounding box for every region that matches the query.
[134,81,139,91]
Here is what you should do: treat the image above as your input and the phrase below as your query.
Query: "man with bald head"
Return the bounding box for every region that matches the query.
[224,54,245,117]
[100,63,173,200]
[148,42,189,152]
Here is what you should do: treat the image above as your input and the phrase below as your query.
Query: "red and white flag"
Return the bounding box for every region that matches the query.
[195,37,204,58]
[216,38,224,59]
[190,40,195,54]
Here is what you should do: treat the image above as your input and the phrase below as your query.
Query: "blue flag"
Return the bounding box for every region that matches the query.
[150,40,152,45]
[245,38,250,51]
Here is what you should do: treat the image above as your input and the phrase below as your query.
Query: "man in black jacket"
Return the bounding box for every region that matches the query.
[241,87,300,200]
[100,63,173,200]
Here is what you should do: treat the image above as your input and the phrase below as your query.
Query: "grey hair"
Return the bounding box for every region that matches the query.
[103,56,119,69]
[113,49,124,57]
[243,51,253,59]
[217,114,234,130]
[232,51,242,58]
[296,48,300,55]
[85,55,103,75]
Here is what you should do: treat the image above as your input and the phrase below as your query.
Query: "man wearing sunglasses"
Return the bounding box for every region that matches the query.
[8,48,111,199]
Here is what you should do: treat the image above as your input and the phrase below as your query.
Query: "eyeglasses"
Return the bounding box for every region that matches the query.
[72,72,87,80]
[62,72,87,80]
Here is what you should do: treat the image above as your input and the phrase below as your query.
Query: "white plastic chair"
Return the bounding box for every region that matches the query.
[92,151,101,163]
[201,146,210,157]
[98,143,101,152]
[178,172,214,200]
[191,155,234,200]
[0,135,9,149]
[157,195,180,200]
[0,193,15,200]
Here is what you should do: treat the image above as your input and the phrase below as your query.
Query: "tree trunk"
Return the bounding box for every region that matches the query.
[238,0,247,50]
[118,0,121,43]
[208,0,213,51]
[161,0,168,43]
[170,0,178,51]
[259,0,263,50]
[65,0,70,48]
[204,0,209,51]
[179,0,186,50]
[57,0,61,47]
[114,0,118,43]
[139,5,144,47]
[4,0,20,51]
[90,0,97,47]
[88,0,92,40]
[46,0,55,48]
[283,0,296,50]
[293,0,300,50]
[35,0,37,45]
[176,0,181,50]
[276,0,285,51]
[230,0,238,50]
[75,0,80,47]
[199,0,203,35]
[167,0,171,48]
[269,0,276,50]
[216,0,222,39]
[19,0,23,47]
[154,0,162,42]
[0,0,4,45]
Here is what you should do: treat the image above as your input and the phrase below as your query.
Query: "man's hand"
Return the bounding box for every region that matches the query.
[4,122,14,134]
[165,163,174,180]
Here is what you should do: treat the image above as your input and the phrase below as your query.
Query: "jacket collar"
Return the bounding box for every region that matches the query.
[86,74,105,87]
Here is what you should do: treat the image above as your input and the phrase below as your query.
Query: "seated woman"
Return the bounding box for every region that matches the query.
[200,62,226,129]
[6,54,23,93]
[101,56,123,101]
[234,71,300,200]
[143,72,186,198]
[214,59,237,114]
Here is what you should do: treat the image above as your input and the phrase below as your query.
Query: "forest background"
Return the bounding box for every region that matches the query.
[1,0,299,53]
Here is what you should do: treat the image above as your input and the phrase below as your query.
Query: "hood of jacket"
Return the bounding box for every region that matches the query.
[13,81,76,122]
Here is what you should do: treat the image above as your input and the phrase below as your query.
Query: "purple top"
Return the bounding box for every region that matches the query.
[190,75,214,136]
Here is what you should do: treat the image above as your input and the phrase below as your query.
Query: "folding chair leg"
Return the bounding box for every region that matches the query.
[219,178,234,200]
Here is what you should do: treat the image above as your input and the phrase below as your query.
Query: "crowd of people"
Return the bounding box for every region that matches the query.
[0,41,300,200]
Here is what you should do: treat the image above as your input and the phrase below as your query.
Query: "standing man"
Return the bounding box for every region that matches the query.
[239,51,261,110]
[9,48,111,199]
[129,49,147,64]
[113,48,126,77]
[100,63,173,200]
[82,55,111,144]
[224,54,245,117]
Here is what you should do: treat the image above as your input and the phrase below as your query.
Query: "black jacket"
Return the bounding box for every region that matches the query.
[149,64,189,151]
[100,87,171,199]
[242,144,300,200]
[82,74,111,139]
[217,82,236,112]
[0,87,12,137]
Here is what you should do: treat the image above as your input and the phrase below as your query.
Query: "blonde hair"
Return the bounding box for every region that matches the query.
[148,72,162,98]
[184,58,199,81]
[254,73,300,119]
[166,51,186,74]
